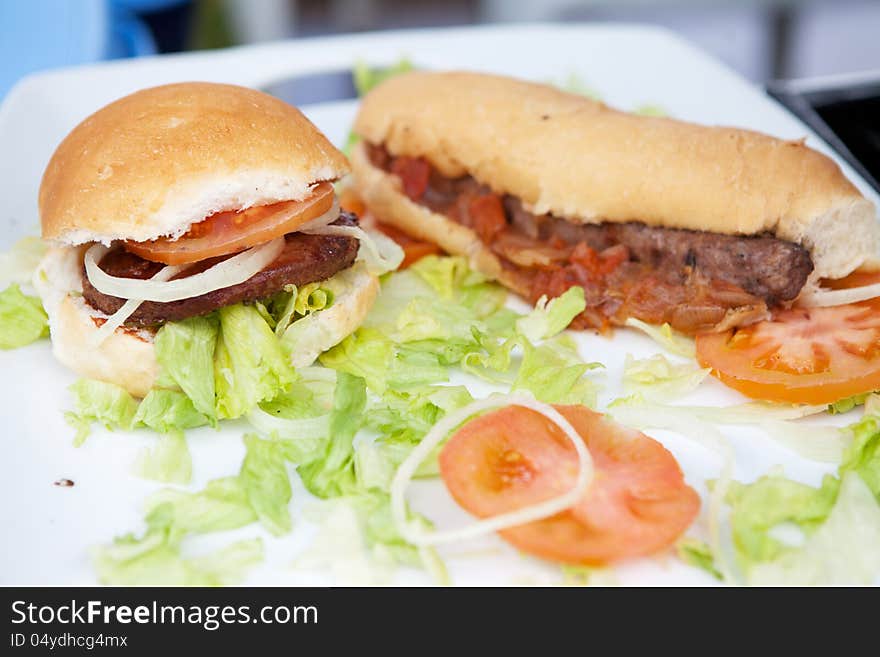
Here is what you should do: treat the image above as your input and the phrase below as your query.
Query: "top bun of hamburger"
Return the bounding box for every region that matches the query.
[40,82,349,245]
[354,71,879,280]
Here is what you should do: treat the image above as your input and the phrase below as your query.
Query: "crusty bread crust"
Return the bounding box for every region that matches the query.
[354,71,880,279]
[40,82,350,246]
[35,247,378,398]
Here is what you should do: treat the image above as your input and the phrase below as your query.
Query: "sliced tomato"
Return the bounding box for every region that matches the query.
[375,220,442,269]
[696,300,880,404]
[439,404,700,565]
[124,182,335,265]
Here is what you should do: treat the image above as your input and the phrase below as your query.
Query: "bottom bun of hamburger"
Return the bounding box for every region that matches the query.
[35,246,378,398]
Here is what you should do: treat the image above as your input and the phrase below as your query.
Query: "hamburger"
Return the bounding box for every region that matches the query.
[350,71,880,336]
[35,82,392,398]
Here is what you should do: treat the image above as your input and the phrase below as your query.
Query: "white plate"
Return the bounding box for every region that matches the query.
[0,24,872,586]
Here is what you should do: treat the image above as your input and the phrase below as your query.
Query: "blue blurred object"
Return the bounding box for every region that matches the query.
[0,0,188,99]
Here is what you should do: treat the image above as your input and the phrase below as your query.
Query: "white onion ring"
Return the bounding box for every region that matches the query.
[84,237,285,303]
[798,282,880,308]
[90,262,190,346]
[390,394,594,547]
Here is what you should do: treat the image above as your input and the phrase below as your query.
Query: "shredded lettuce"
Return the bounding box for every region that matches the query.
[624,318,696,358]
[0,283,48,349]
[515,287,586,342]
[634,104,667,117]
[154,316,218,423]
[745,473,880,585]
[828,392,873,415]
[145,477,257,534]
[353,57,414,96]
[65,379,138,447]
[297,372,366,499]
[214,304,296,420]
[513,336,600,406]
[92,503,263,585]
[622,353,709,401]
[131,430,192,485]
[0,236,46,288]
[676,537,722,580]
[840,414,880,499]
[240,434,293,536]
[132,389,210,434]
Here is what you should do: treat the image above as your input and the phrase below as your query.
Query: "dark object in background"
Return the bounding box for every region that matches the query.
[139,0,194,53]
[768,76,880,194]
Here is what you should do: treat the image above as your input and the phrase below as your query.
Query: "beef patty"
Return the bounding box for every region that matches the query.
[82,212,360,326]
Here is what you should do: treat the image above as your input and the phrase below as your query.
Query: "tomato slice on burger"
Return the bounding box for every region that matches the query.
[124,182,335,265]
[439,404,700,565]
[696,300,880,404]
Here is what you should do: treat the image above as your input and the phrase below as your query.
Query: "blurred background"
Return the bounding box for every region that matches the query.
[1,0,879,99]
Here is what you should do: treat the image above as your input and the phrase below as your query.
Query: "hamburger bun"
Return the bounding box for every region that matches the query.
[40,82,349,246]
[353,71,880,280]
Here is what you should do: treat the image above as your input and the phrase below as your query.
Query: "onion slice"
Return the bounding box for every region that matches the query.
[84,237,285,303]
[390,394,594,547]
[798,282,880,308]
[303,224,404,274]
[90,262,190,346]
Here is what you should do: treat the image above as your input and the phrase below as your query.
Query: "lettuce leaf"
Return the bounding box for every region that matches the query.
[239,434,293,536]
[214,304,296,419]
[154,315,218,423]
[727,473,840,565]
[92,503,263,585]
[353,58,414,96]
[65,379,138,447]
[676,537,722,580]
[515,286,585,342]
[624,318,696,358]
[0,236,46,288]
[513,336,601,406]
[131,430,192,485]
[0,283,48,349]
[622,353,709,401]
[297,372,366,499]
[747,473,880,585]
[132,389,210,434]
[145,477,257,534]
[840,414,880,499]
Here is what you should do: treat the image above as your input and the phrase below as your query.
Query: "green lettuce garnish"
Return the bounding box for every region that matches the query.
[154,315,218,423]
[131,430,192,485]
[515,287,586,342]
[214,304,296,419]
[297,372,366,499]
[0,283,48,349]
[622,353,709,401]
[92,503,263,586]
[240,434,293,536]
[65,379,138,447]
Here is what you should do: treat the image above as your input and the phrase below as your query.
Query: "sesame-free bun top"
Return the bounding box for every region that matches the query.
[354,71,880,279]
[40,82,350,246]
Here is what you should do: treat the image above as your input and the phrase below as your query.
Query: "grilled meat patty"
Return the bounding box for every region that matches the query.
[82,212,360,326]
